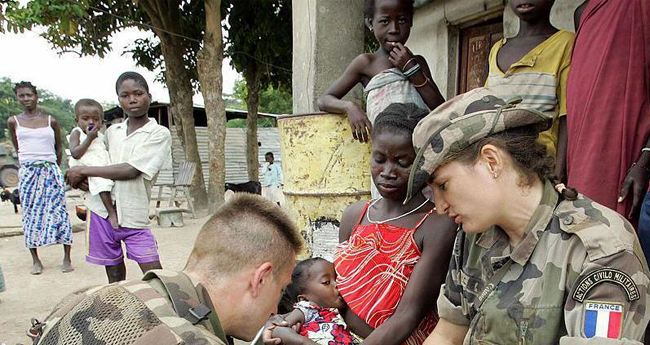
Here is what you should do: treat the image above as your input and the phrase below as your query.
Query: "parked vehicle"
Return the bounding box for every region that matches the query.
[0,146,19,187]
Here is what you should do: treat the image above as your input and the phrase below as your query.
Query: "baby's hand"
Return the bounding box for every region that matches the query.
[87,124,101,140]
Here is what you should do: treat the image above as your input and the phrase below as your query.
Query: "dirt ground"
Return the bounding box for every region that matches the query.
[0,195,211,344]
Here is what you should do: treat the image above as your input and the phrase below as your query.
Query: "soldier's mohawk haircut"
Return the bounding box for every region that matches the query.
[186,193,304,280]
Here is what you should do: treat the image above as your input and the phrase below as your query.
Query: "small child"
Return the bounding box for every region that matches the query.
[68,99,118,228]
[272,258,360,345]
[262,152,283,206]
[317,0,444,144]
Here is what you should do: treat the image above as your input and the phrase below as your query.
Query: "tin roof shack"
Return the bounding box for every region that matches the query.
[104,102,282,186]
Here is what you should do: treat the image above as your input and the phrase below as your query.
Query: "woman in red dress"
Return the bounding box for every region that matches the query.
[335,103,456,345]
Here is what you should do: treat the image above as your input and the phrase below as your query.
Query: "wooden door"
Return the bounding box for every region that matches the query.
[458,21,504,94]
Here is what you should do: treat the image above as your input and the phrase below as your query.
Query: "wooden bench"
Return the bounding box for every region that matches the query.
[155,207,189,227]
[153,161,197,219]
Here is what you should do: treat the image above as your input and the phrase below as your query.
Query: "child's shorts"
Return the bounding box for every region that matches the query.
[85,211,160,266]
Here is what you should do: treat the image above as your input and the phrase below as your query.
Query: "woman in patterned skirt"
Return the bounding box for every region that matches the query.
[6,81,73,275]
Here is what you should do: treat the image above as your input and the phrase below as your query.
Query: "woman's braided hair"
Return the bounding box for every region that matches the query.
[373,102,429,137]
[13,81,37,95]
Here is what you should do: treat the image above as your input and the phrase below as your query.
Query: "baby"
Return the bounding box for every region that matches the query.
[68,99,118,228]
[272,258,360,345]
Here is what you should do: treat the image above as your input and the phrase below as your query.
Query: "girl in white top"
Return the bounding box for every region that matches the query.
[6,81,73,275]
[68,99,118,229]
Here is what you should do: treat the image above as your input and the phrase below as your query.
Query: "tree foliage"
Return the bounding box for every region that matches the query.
[223,0,292,92]
[3,0,145,57]
[0,77,75,142]
[227,79,291,128]
[2,0,216,208]
[222,0,291,181]
[232,79,292,116]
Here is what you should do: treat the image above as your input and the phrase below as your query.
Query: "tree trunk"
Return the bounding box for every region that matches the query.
[139,1,208,210]
[245,69,261,182]
[198,0,226,213]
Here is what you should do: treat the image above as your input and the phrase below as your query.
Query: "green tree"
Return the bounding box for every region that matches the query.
[232,78,292,115]
[224,0,292,181]
[2,0,230,208]
[227,78,291,128]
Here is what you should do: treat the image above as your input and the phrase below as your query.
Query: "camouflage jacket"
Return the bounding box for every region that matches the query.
[438,180,650,344]
[34,270,228,345]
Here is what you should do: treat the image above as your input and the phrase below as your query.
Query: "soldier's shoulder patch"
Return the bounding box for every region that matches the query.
[572,268,640,302]
[581,301,624,339]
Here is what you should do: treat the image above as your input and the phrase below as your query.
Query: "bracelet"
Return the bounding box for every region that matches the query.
[402,57,417,72]
[631,162,650,174]
[413,76,429,88]
[642,148,650,153]
[403,64,421,78]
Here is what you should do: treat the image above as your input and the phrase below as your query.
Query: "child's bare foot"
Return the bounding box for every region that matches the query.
[62,260,74,273]
[30,262,43,275]
[108,212,119,229]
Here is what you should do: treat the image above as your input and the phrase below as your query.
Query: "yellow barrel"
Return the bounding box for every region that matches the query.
[278,112,371,256]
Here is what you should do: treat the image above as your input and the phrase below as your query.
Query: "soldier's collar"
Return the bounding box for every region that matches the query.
[476,180,558,265]
[509,180,558,265]
[193,281,230,345]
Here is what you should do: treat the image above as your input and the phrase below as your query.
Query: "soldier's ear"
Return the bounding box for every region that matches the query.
[250,262,274,298]
[479,144,503,178]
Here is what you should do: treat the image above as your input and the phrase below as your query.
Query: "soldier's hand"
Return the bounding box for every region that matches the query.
[618,163,650,219]
[270,326,308,345]
[263,314,289,345]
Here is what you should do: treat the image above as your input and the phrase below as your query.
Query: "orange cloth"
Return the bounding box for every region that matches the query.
[334,201,437,345]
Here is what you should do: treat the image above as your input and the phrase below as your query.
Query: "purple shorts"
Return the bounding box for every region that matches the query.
[85,211,160,266]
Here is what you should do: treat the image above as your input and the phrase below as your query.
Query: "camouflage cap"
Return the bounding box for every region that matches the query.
[405,87,553,203]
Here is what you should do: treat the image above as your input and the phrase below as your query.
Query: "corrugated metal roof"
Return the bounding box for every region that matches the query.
[157,126,281,187]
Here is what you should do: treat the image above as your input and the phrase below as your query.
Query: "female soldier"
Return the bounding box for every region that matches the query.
[405,88,650,344]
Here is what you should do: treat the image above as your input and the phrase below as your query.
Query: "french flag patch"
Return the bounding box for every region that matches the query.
[583,301,623,339]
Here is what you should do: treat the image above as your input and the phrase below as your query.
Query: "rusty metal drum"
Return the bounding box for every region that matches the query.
[278,112,371,258]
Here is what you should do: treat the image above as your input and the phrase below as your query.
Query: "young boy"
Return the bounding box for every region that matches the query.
[68,99,118,228]
[66,71,172,283]
[262,152,283,206]
[484,0,573,181]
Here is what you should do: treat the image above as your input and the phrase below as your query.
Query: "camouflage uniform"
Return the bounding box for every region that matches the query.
[438,180,650,344]
[404,88,650,343]
[33,270,228,345]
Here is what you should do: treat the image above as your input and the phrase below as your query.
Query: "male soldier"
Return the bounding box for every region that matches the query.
[30,193,304,345]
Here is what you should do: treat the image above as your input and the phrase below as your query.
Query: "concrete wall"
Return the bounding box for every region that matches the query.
[292,0,365,113]
[409,0,584,99]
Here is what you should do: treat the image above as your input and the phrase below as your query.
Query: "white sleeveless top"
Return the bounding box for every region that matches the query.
[14,115,57,163]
